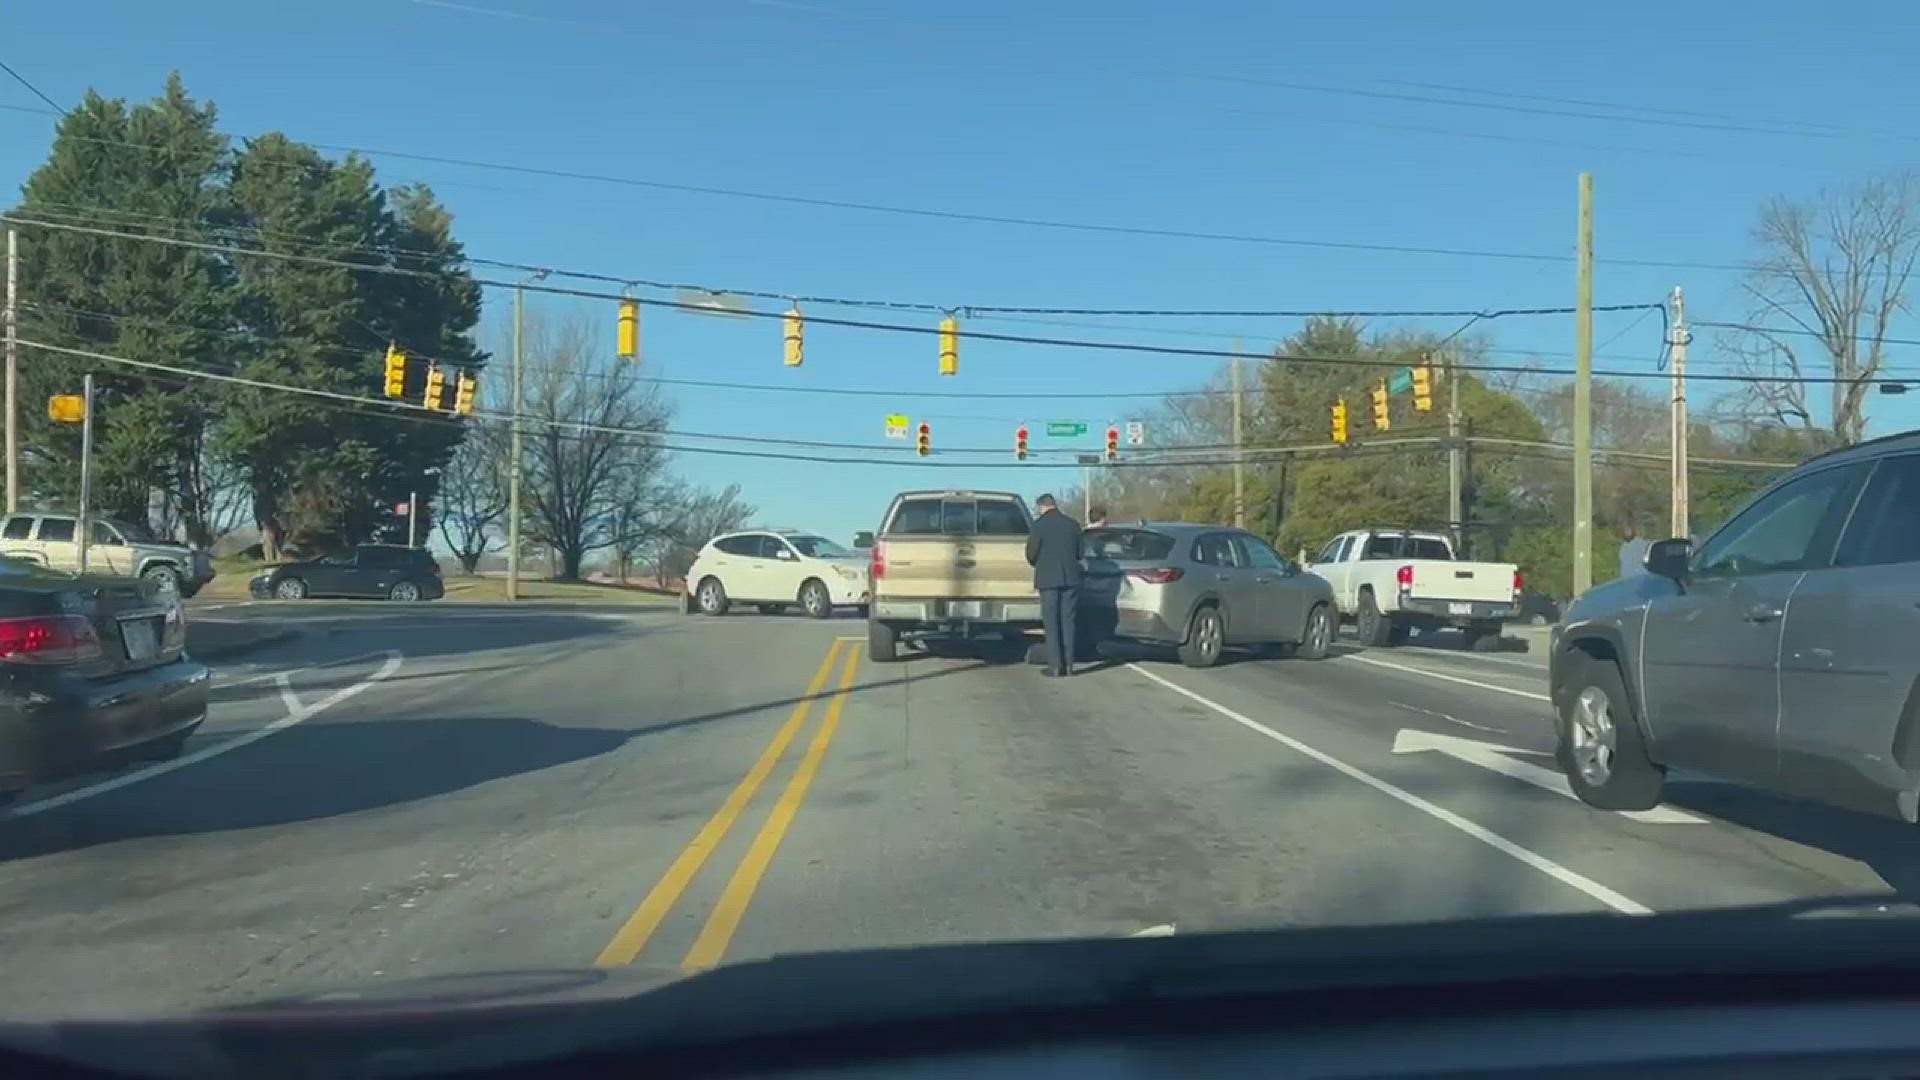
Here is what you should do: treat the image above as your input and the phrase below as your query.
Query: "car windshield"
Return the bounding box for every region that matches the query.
[5,6,1915,1071]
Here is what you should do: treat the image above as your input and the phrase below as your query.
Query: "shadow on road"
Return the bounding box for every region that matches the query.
[1659,781,1920,897]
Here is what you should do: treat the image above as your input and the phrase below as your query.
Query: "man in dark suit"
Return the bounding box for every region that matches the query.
[1025,493,1083,677]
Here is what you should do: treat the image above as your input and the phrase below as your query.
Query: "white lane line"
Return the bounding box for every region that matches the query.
[1389,701,1508,735]
[1403,647,1547,672]
[1129,664,1652,917]
[1391,728,1707,826]
[212,649,392,690]
[4,650,404,820]
[1131,923,1177,938]
[1339,652,1551,704]
[274,672,303,715]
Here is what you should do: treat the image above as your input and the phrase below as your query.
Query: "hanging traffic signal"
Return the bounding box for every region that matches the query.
[424,364,447,411]
[1331,399,1348,444]
[916,421,932,457]
[383,344,408,398]
[784,306,804,368]
[1104,425,1120,462]
[617,299,640,360]
[453,371,477,416]
[1411,363,1434,412]
[1370,381,1390,431]
[1015,425,1029,460]
[938,316,958,376]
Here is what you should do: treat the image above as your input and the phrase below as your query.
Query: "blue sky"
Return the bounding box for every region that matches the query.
[4,0,1919,542]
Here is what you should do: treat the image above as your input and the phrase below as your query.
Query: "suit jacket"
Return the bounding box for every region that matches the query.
[1026,508,1084,590]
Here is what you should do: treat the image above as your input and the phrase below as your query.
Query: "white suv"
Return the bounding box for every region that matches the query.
[684,530,870,619]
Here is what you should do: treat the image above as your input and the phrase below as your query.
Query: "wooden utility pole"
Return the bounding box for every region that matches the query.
[4,227,16,513]
[1230,339,1246,529]
[1572,172,1595,596]
[1445,350,1464,552]
[1668,286,1690,540]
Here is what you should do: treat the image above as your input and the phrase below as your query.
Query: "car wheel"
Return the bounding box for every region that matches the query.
[1296,603,1334,660]
[1177,605,1225,668]
[1557,653,1665,811]
[696,577,730,616]
[141,564,183,603]
[1462,621,1501,651]
[1356,590,1396,647]
[800,579,834,620]
[867,617,900,663]
[275,577,308,600]
[389,580,422,602]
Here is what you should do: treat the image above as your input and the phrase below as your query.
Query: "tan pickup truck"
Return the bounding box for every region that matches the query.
[865,490,1041,662]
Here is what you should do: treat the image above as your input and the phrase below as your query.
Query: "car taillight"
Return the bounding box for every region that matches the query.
[1396,564,1414,590]
[870,541,887,580]
[1127,567,1184,584]
[1513,569,1525,597]
[0,614,103,665]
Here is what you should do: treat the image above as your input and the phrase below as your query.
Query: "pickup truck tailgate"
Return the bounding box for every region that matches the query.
[1404,559,1517,604]
[876,536,1033,599]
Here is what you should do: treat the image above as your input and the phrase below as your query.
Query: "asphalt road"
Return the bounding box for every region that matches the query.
[0,600,1910,1020]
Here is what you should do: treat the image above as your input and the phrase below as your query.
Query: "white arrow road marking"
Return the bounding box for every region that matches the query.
[1391,728,1706,825]
[1131,924,1177,938]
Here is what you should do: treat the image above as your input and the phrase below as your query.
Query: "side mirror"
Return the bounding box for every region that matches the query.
[853,531,875,550]
[775,548,796,561]
[1646,538,1691,581]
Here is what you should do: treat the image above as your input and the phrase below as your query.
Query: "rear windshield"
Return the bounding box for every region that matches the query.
[1361,534,1453,560]
[1085,528,1175,560]
[888,497,1029,536]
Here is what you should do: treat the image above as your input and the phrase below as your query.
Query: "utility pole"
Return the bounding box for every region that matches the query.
[1668,285,1690,540]
[1445,349,1464,552]
[5,227,16,513]
[1572,172,1595,596]
[507,282,525,600]
[1230,339,1246,529]
[77,374,93,576]
[407,489,419,549]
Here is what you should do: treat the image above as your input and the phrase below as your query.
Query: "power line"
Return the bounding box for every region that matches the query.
[0,60,61,112]
[1695,319,1920,350]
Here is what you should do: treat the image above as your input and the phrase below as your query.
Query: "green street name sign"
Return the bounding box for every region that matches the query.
[1046,421,1088,437]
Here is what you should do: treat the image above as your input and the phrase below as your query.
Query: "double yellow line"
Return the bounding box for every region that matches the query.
[595,638,862,972]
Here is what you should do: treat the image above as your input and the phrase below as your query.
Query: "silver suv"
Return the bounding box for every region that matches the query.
[1552,430,1920,821]
[0,513,215,601]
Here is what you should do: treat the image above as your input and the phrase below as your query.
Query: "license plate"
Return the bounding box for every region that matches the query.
[121,617,160,660]
[949,600,983,618]
[1448,602,1473,616]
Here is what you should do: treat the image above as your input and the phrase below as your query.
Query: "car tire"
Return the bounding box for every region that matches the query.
[275,577,308,600]
[1356,590,1396,647]
[867,618,900,663]
[1177,605,1225,668]
[1462,621,1501,651]
[681,590,697,615]
[800,579,834,620]
[141,564,183,603]
[1295,603,1334,660]
[696,577,730,617]
[1557,653,1665,811]
[389,581,422,602]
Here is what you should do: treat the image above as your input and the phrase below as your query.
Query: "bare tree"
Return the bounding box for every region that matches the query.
[519,312,677,580]
[437,419,506,573]
[638,482,756,585]
[1731,171,1920,444]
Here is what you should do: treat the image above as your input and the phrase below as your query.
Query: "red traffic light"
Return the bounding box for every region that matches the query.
[917,422,931,437]
[1016,426,1028,440]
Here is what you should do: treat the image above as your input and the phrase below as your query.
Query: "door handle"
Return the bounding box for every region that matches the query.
[1216,573,1231,582]
[1744,604,1783,623]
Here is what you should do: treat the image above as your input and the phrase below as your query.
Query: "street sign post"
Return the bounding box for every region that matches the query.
[1046,421,1088,438]
[1125,421,1145,447]
[884,414,909,439]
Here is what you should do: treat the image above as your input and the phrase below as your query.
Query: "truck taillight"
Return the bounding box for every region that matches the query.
[870,541,887,580]
[1127,567,1184,585]
[1396,564,1414,591]
[0,614,103,665]
[1513,569,1525,597]
[163,602,186,648]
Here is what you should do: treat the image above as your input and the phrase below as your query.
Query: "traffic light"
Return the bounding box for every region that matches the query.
[1015,425,1029,460]
[424,364,447,411]
[617,299,640,360]
[1331,399,1348,444]
[916,421,932,457]
[1104,425,1120,462]
[1411,363,1434,412]
[938,316,958,376]
[1370,381,1390,431]
[784,306,804,368]
[453,371,477,416]
[383,344,408,398]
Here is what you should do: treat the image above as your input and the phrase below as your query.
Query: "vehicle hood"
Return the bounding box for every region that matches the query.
[12,896,1920,1079]
[1563,571,1681,623]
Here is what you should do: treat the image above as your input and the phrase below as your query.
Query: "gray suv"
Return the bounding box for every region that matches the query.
[1552,430,1920,821]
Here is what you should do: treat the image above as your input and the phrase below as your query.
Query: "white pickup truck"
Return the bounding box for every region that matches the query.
[1306,529,1522,649]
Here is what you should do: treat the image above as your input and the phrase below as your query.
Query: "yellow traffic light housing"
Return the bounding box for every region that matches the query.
[1104,425,1120,462]
[424,364,447,411]
[1331,399,1348,444]
[617,299,640,360]
[453,371,477,416]
[383,344,408,398]
[784,307,804,368]
[1015,425,1029,460]
[1412,363,1434,412]
[916,422,932,457]
[938,316,958,376]
[1371,381,1390,431]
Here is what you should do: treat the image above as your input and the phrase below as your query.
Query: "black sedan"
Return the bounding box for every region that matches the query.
[0,565,210,804]
[248,544,445,602]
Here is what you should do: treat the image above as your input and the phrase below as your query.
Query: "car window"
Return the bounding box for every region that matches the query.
[760,536,796,560]
[91,522,122,546]
[1314,536,1345,563]
[37,518,75,543]
[1694,463,1867,577]
[787,535,851,558]
[106,518,155,543]
[1407,538,1452,560]
[1833,453,1920,568]
[713,535,760,556]
[1,516,33,540]
[356,547,405,568]
[1192,533,1239,567]
[1238,535,1288,571]
[319,551,355,566]
[1360,534,1402,560]
[1085,528,1174,560]
[888,497,1030,536]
